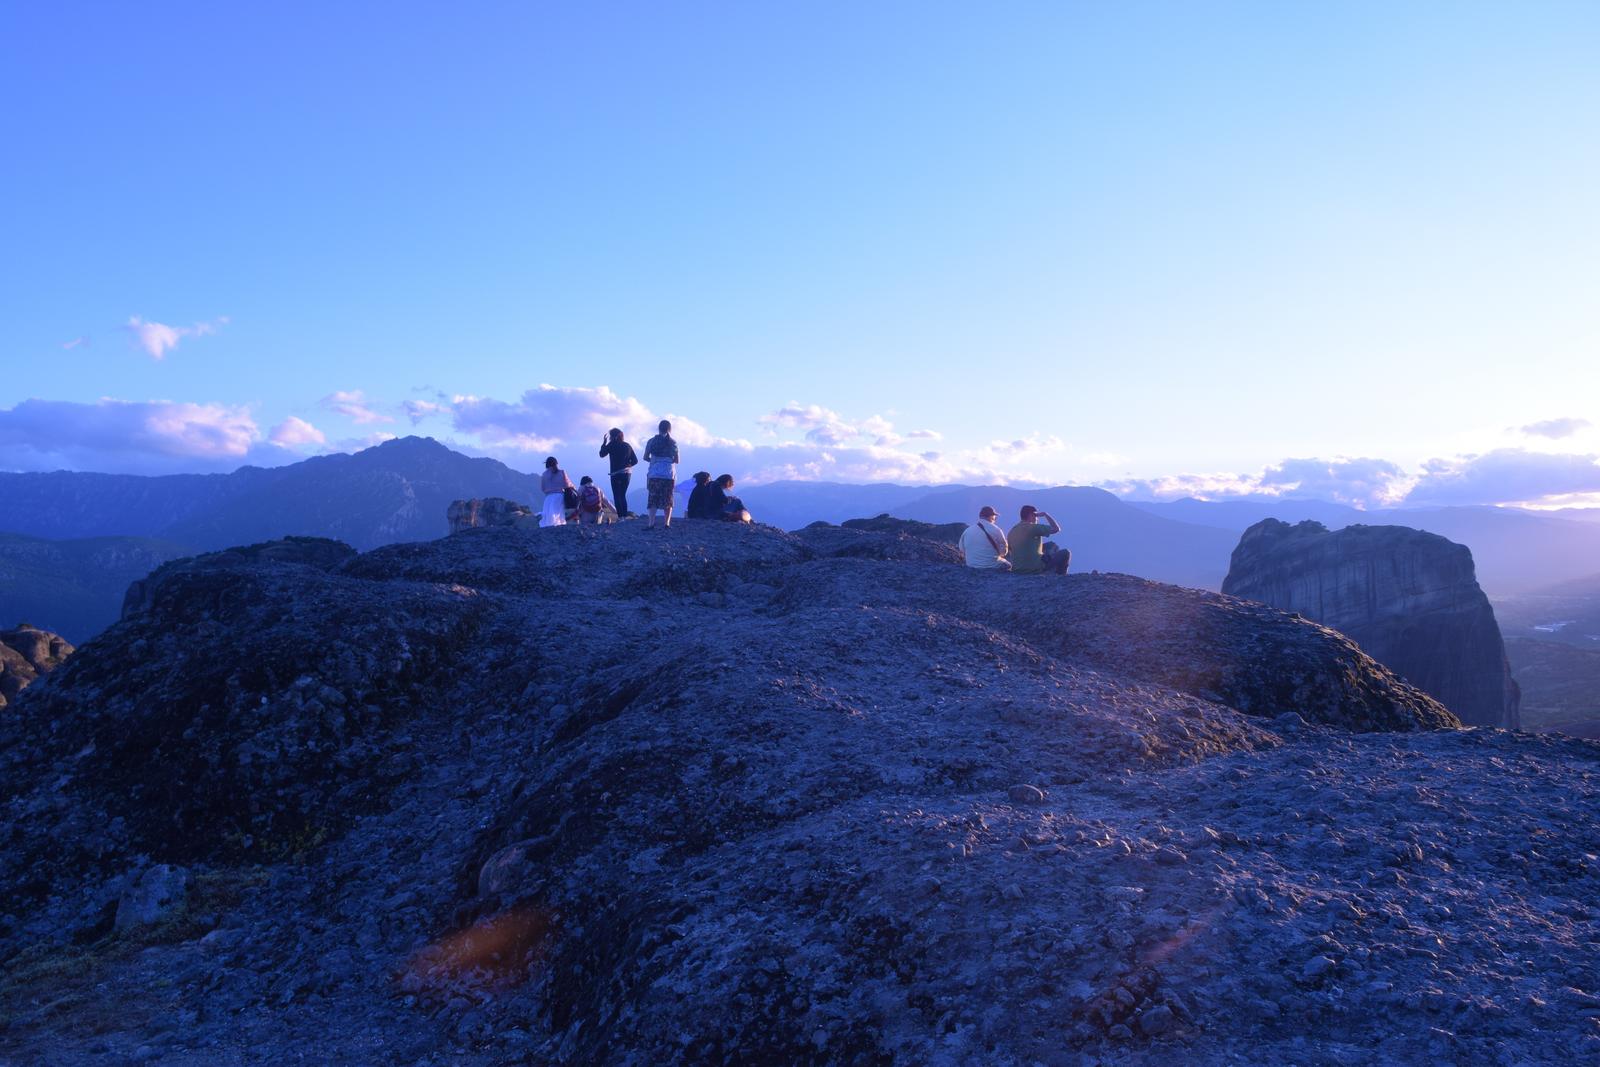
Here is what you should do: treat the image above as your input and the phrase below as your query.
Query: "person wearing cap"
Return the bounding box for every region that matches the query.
[960,505,1013,571]
[1008,505,1066,575]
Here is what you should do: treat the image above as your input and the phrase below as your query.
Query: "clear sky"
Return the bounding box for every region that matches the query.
[3,1,1598,507]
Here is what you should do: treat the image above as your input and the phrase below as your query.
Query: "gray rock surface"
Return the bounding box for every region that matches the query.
[1223,519,1521,729]
[1,522,1595,1066]
[0,623,73,710]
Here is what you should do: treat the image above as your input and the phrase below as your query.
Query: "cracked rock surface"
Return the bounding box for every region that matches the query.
[2,521,1596,1065]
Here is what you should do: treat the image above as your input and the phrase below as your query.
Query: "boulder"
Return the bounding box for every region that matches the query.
[447,497,534,534]
[1223,520,1521,728]
[0,623,74,710]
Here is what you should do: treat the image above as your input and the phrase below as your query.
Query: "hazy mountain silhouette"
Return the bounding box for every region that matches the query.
[0,437,537,552]
[7,438,1600,641]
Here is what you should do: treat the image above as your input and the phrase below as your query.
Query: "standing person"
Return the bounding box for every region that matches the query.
[959,506,1012,571]
[599,428,638,517]
[1007,505,1063,574]
[643,419,679,529]
[539,456,576,528]
[686,471,715,519]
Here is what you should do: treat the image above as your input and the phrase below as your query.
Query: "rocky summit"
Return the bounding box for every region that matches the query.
[1223,519,1523,730]
[1,521,1597,1065]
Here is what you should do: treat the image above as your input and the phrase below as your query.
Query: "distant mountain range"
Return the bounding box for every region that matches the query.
[6,435,1600,641]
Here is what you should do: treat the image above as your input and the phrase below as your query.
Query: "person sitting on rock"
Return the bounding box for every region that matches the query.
[1007,505,1064,575]
[686,471,716,519]
[960,506,1012,571]
[708,474,751,523]
[576,476,610,525]
[643,419,679,530]
[539,457,576,528]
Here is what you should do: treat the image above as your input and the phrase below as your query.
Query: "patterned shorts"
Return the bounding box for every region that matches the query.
[647,477,675,510]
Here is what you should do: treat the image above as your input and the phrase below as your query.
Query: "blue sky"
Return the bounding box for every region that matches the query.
[3,1,1598,506]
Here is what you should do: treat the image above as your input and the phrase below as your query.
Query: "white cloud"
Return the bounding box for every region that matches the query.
[125,315,227,360]
[759,402,921,449]
[451,384,654,451]
[322,389,395,425]
[0,397,261,474]
[1518,417,1592,440]
[1102,456,1412,508]
[1404,449,1600,506]
[403,399,448,424]
[62,336,87,350]
[268,416,327,450]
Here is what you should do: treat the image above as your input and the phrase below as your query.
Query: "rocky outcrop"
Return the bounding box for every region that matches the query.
[1223,519,1521,729]
[0,623,74,709]
[446,496,534,534]
[11,523,1600,1065]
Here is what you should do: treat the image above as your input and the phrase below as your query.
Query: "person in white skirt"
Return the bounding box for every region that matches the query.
[539,456,576,527]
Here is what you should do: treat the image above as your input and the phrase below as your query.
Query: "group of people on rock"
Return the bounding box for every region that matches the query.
[960,505,1071,575]
[537,420,753,529]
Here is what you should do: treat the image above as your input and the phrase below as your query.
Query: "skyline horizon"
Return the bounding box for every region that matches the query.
[6,428,1600,517]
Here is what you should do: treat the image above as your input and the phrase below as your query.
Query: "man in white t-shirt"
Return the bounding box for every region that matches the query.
[959,506,1013,571]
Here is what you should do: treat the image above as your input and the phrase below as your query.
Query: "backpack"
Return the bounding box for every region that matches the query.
[580,484,603,513]
[562,485,580,510]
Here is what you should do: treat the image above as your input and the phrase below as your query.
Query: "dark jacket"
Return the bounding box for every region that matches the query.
[599,439,638,474]
[687,482,716,519]
[706,484,730,517]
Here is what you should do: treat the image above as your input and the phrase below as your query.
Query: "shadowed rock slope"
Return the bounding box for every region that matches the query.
[1224,519,1522,729]
[3,523,1597,1065]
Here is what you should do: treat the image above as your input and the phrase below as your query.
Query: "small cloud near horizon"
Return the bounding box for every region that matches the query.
[126,315,228,360]
[268,416,327,451]
[1518,417,1592,440]
[322,389,395,425]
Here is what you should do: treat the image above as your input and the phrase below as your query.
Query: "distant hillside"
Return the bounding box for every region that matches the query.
[0,437,538,552]
[0,533,192,642]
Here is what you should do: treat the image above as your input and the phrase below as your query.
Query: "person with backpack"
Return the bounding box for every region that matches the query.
[539,456,577,528]
[1007,505,1064,574]
[642,419,679,529]
[599,428,638,518]
[686,471,716,519]
[576,476,609,525]
[959,505,1012,570]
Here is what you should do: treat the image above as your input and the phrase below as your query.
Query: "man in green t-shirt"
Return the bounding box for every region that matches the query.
[1007,506,1065,575]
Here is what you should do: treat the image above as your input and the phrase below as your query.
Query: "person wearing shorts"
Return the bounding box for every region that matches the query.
[642,419,679,529]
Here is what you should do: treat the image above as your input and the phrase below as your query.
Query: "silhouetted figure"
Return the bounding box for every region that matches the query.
[643,420,679,529]
[708,474,751,523]
[686,471,716,519]
[599,428,638,517]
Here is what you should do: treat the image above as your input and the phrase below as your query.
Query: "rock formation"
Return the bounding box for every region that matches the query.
[1222,519,1521,729]
[0,623,73,710]
[447,496,535,533]
[4,521,1599,1064]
